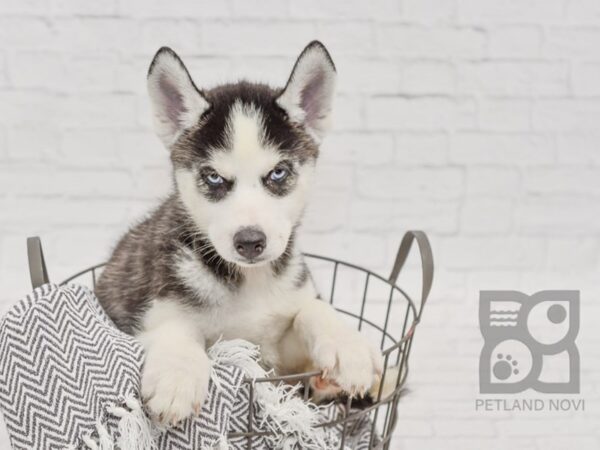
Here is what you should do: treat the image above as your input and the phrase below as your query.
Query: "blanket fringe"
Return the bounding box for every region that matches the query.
[107,393,159,450]
[76,393,157,450]
[78,339,339,450]
[208,338,338,449]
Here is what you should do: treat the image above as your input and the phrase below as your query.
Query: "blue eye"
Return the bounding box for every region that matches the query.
[206,172,224,186]
[270,168,288,182]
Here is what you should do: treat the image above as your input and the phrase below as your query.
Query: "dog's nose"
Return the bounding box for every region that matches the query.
[233,227,266,260]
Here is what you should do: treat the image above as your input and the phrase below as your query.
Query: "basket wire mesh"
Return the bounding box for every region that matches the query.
[27,230,433,449]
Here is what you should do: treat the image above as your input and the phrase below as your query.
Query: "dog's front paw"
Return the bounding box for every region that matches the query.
[312,330,382,397]
[141,344,210,426]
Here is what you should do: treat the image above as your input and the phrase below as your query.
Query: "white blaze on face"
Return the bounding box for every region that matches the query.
[212,103,280,182]
[176,101,314,267]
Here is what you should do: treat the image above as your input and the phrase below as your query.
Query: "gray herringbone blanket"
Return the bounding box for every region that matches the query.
[0,283,378,449]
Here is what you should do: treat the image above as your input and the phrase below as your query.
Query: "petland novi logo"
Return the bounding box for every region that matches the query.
[475,290,584,412]
[479,290,580,394]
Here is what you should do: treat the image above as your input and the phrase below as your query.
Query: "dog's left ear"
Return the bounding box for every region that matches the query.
[277,41,336,142]
[147,47,209,147]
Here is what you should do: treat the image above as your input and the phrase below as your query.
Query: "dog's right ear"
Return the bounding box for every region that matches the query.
[147,47,209,147]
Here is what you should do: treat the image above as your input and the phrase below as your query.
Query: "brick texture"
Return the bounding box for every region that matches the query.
[1,1,599,448]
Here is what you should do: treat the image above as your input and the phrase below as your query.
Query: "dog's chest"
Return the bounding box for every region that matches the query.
[220,271,305,340]
[176,250,314,366]
[195,263,312,345]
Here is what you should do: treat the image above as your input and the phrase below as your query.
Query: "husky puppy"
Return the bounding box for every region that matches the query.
[96,41,382,426]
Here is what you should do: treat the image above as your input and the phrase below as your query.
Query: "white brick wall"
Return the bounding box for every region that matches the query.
[1,0,599,448]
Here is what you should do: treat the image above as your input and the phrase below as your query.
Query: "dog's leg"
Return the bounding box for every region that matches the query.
[293,298,383,396]
[137,299,210,426]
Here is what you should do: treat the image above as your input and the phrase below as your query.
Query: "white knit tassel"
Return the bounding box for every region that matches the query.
[218,437,230,450]
[81,435,99,450]
[208,339,334,449]
[95,419,114,450]
[107,393,158,450]
[79,420,115,450]
[208,338,262,380]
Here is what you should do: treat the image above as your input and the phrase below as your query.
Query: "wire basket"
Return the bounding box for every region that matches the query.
[27,230,433,449]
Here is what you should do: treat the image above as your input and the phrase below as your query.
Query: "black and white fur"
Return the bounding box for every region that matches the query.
[96,41,382,426]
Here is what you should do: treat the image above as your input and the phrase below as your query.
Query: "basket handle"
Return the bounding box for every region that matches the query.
[389,230,433,319]
[27,236,50,289]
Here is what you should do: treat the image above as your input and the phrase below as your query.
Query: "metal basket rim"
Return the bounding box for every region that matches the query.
[59,252,420,359]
